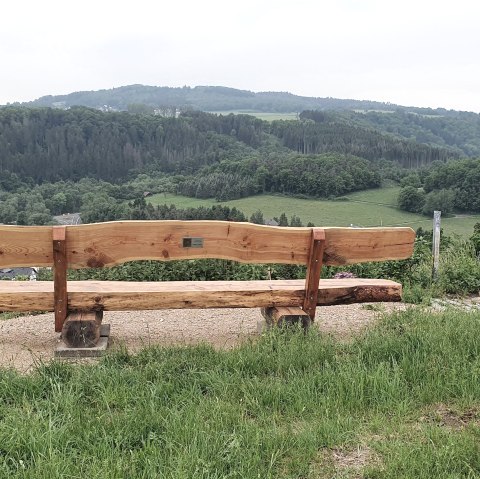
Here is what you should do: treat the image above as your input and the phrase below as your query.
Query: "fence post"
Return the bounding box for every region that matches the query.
[432,210,441,281]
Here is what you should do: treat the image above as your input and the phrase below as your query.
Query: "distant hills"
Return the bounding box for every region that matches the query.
[17,84,465,116]
[7,84,480,157]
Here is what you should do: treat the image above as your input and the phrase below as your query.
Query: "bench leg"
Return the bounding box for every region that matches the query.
[260,307,311,330]
[61,311,103,348]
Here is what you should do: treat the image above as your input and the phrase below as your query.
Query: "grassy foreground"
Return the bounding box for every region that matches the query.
[1,309,480,478]
[148,188,480,238]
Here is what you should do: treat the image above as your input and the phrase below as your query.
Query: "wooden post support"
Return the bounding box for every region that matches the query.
[303,228,326,321]
[53,226,67,332]
[61,311,103,348]
[261,306,311,329]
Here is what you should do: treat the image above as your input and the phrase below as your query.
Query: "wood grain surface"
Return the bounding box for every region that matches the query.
[0,278,402,312]
[53,226,67,332]
[303,228,326,319]
[63,222,415,267]
[0,225,53,267]
[0,222,415,268]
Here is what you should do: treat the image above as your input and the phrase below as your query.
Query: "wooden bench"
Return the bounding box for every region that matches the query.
[0,221,415,348]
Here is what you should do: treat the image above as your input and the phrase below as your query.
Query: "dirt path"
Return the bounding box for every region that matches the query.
[0,303,407,373]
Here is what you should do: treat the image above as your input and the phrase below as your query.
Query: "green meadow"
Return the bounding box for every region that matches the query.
[148,187,480,238]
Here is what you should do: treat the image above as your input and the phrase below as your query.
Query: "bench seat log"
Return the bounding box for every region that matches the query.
[0,278,402,312]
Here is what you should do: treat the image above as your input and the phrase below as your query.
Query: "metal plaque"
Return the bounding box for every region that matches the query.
[182,237,204,248]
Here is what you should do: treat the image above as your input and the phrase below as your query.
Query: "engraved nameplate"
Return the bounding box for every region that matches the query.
[182,237,204,248]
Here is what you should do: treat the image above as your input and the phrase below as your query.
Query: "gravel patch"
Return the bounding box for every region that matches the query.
[0,303,407,373]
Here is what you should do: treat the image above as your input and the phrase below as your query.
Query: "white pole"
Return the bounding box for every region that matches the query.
[432,210,441,280]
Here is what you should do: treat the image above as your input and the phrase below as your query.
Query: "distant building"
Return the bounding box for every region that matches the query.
[98,105,118,112]
[153,107,180,118]
[0,267,38,281]
[52,101,68,109]
[265,219,279,226]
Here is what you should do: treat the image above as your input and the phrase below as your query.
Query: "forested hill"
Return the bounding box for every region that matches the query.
[0,107,457,185]
[325,110,480,157]
[18,85,480,157]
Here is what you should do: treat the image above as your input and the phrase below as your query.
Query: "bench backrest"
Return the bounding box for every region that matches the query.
[0,221,415,268]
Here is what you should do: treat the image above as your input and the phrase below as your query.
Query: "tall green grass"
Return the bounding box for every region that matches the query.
[437,242,480,294]
[1,309,479,477]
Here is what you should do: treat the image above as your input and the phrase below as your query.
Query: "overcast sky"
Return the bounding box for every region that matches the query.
[1,0,479,112]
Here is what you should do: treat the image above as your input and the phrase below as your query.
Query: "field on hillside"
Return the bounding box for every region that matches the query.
[148,188,480,237]
[208,110,299,121]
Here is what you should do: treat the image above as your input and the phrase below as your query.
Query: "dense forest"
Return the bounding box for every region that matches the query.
[17,84,479,158]
[176,154,381,200]
[0,107,456,187]
[325,110,480,157]
[273,117,455,167]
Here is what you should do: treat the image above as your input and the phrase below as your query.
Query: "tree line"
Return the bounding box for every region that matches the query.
[176,153,381,200]
[397,158,480,214]
[0,172,314,226]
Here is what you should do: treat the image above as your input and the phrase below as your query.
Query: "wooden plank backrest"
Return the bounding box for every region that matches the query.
[0,225,54,267]
[65,221,311,267]
[0,221,416,268]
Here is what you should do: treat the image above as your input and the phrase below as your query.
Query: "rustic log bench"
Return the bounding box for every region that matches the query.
[0,221,415,348]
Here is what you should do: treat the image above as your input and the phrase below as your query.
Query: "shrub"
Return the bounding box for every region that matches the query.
[470,222,480,256]
[398,186,426,213]
[422,189,455,216]
[437,242,480,294]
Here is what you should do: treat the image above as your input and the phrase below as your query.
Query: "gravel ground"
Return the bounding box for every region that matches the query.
[0,303,407,373]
